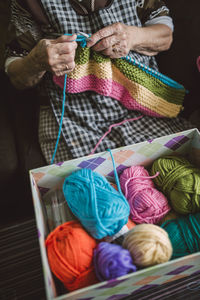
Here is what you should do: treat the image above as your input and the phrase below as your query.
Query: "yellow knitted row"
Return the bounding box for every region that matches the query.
[68,61,182,117]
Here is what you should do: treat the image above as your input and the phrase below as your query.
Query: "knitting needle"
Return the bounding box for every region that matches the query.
[47,32,91,41]
[77,31,92,41]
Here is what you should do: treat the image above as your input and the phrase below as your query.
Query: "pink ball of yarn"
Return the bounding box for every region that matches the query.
[120,166,170,224]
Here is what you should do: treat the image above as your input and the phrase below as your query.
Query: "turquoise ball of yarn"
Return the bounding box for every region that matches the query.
[63,168,130,239]
[161,213,200,259]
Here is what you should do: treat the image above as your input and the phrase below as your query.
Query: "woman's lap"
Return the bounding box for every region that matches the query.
[39,105,194,164]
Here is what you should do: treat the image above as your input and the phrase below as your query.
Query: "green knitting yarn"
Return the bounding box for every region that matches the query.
[151,155,200,214]
[161,213,200,259]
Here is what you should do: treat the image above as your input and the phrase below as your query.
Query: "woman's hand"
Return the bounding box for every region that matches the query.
[87,23,135,58]
[30,34,78,76]
[87,23,173,58]
[7,34,78,89]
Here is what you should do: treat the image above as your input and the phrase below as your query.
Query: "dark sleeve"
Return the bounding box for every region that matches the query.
[136,0,171,25]
[5,0,46,60]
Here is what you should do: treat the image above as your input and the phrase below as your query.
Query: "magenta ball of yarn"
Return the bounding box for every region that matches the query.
[93,242,137,281]
[120,166,170,224]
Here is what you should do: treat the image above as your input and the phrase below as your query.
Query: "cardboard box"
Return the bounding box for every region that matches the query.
[29,128,200,300]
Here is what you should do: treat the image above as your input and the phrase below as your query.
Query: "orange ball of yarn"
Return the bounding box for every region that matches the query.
[45,220,99,291]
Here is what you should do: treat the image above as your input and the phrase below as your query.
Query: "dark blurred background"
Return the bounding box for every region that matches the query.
[0,0,45,226]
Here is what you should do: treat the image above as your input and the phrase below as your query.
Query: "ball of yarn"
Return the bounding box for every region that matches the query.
[63,168,130,239]
[151,155,200,214]
[93,242,137,281]
[161,213,200,259]
[45,220,99,291]
[120,166,170,224]
[122,224,172,267]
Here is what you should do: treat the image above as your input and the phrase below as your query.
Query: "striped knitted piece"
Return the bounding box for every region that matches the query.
[53,46,186,118]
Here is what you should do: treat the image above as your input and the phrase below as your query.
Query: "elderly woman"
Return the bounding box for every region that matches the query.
[5,0,192,164]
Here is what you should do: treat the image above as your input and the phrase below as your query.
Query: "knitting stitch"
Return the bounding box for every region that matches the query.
[54,46,185,118]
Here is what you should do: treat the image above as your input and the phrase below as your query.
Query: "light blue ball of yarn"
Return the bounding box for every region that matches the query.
[63,168,130,239]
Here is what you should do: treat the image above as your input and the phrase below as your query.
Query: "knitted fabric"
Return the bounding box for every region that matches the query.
[54,46,185,118]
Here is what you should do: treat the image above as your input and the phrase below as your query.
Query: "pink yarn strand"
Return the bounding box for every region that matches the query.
[89,116,143,155]
[124,172,160,198]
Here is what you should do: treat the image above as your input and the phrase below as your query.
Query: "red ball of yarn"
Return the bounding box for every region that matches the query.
[45,220,99,291]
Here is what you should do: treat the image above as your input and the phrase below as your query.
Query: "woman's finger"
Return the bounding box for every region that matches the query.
[55,41,78,55]
[45,40,76,70]
[102,47,122,59]
[56,51,76,65]
[52,53,76,74]
[87,23,118,48]
[91,35,120,52]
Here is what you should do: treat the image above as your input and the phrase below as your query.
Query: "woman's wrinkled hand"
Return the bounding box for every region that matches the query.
[30,34,78,76]
[87,23,136,58]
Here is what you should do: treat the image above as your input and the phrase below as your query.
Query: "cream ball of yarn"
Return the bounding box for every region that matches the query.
[122,224,172,268]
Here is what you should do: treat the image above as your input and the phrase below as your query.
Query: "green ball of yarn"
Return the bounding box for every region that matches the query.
[161,213,200,259]
[151,155,200,214]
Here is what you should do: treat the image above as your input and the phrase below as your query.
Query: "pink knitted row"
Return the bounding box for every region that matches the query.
[53,75,162,117]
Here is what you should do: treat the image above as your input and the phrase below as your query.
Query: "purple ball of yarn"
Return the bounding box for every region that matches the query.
[93,242,137,281]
